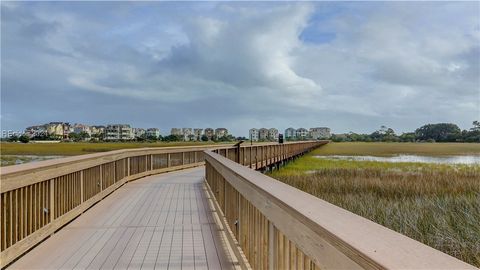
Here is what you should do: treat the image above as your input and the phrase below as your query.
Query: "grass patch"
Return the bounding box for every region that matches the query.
[268,142,480,267]
[312,142,480,156]
[0,141,222,156]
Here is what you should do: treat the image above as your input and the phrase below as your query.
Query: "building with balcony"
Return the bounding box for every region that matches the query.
[258,128,269,141]
[268,128,279,141]
[183,128,194,141]
[146,128,160,138]
[285,128,296,139]
[72,124,91,136]
[105,124,133,141]
[194,129,203,141]
[295,128,309,139]
[215,128,228,138]
[249,128,259,141]
[204,128,214,140]
[309,127,331,139]
[171,128,183,136]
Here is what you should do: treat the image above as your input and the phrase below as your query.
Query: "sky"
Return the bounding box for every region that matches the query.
[1,1,479,136]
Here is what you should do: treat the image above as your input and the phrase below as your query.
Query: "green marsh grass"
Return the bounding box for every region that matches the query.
[268,143,480,267]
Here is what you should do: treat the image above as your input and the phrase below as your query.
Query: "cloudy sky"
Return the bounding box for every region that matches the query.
[1,1,479,136]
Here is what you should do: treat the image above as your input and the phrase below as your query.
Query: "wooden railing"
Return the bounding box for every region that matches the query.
[204,142,476,270]
[0,145,222,268]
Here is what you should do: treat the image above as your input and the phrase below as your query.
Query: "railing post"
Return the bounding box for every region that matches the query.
[80,170,84,203]
[167,153,171,167]
[127,158,130,176]
[99,165,103,191]
[150,154,153,170]
[49,179,55,223]
[194,152,197,163]
[269,222,275,270]
[182,152,185,165]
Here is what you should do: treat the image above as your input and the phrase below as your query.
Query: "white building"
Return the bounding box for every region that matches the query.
[171,128,183,136]
[72,124,91,135]
[183,128,194,141]
[146,128,160,138]
[309,127,331,139]
[215,128,228,138]
[268,128,279,141]
[133,128,146,138]
[295,128,309,139]
[105,124,134,140]
[24,125,47,138]
[285,128,296,139]
[249,128,259,141]
[194,129,203,141]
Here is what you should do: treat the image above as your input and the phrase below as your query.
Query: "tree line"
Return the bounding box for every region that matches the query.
[331,121,480,143]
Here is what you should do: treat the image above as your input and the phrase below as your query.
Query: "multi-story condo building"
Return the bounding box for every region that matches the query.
[24,125,47,138]
[268,128,279,141]
[45,122,67,138]
[171,128,183,136]
[309,127,331,139]
[182,128,193,141]
[285,128,296,139]
[193,129,203,141]
[249,128,259,141]
[133,128,146,138]
[296,128,309,139]
[105,124,133,141]
[72,124,91,135]
[258,128,269,141]
[90,126,105,136]
[204,128,214,139]
[146,128,160,138]
[215,128,228,138]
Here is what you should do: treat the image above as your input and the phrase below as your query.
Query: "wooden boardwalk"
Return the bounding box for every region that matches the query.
[8,167,239,270]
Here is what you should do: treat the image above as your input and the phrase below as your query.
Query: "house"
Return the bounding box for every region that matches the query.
[45,122,67,138]
[309,127,331,139]
[171,128,183,136]
[133,128,146,138]
[105,124,134,140]
[268,128,279,141]
[194,129,203,141]
[296,128,309,139]
[215,128,228,138]
[72,124,91,135]
[90,126,105,136]
[285,128,296,139]
[24,125,47,138]
[258,128,269,141]
[204,128,214,139]
[146,128,160,138]
[183,128,193,141]
[249,128,259,141]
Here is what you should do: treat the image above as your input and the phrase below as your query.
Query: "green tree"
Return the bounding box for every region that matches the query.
[415,123,461,142]
[19,134,30,143]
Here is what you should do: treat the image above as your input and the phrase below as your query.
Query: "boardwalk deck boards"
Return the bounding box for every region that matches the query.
[8,168,237,270]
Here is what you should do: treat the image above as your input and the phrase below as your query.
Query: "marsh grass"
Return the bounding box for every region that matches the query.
[0,141,219,156]
[268,143,480,267]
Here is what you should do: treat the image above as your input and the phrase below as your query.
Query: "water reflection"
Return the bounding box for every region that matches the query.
[314,155,480,165]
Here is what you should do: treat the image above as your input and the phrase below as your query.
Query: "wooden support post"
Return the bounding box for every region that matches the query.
[49,179,55,223]
[80,170,84,203]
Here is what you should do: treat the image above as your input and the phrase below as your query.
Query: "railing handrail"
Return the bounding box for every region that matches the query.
[204,150,476,269]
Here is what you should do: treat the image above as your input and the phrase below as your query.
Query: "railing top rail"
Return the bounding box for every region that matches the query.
[0,144,229,176]
[204,150,475,269]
